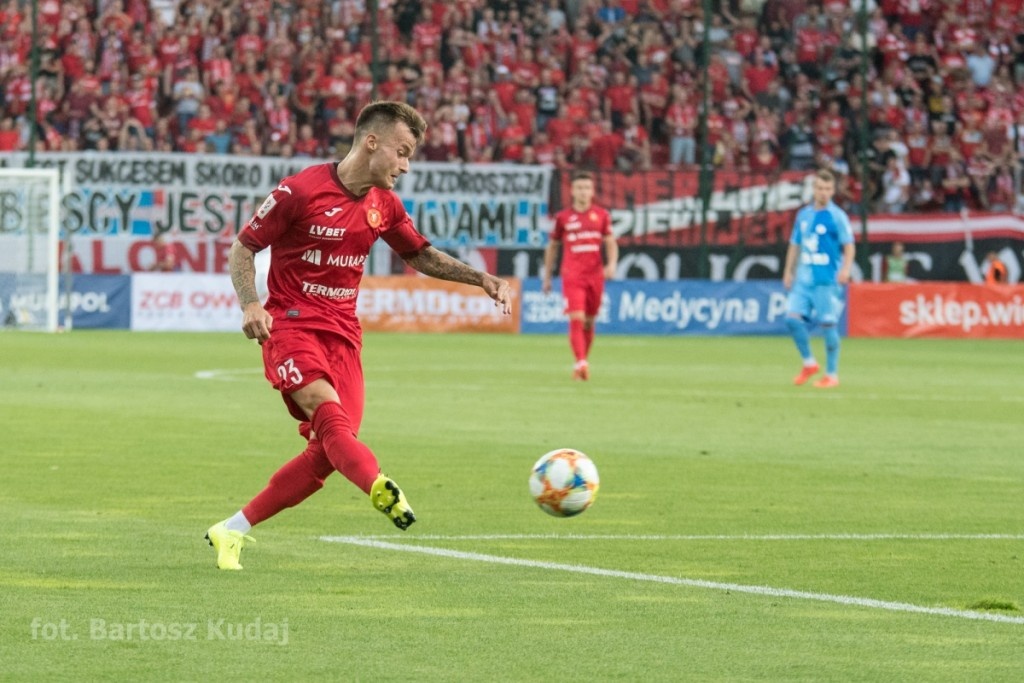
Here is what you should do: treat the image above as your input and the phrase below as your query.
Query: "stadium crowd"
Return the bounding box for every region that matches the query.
[1,0,1023,214]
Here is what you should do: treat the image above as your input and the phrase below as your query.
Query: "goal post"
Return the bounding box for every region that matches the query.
[0,167,64,332]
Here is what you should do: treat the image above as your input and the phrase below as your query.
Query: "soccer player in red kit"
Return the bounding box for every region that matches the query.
[206,101,512,570]
[542,171,619,381]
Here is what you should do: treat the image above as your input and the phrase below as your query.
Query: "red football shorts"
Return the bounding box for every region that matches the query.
[562,277,604,317]
[261,328,365,430]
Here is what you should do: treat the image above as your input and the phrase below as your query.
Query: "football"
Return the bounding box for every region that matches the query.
[528,448,600,517]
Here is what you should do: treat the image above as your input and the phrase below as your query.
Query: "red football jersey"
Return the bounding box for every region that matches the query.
[551,205,612,281]
[238,163,430,341]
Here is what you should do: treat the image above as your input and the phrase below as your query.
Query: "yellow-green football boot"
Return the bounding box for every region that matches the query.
[370,474,416,530]
[205,522,255,570]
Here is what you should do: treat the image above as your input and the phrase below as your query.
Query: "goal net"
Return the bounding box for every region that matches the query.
[0,167,64,332]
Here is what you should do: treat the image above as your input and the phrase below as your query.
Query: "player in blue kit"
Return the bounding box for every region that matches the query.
[782,169,855,388]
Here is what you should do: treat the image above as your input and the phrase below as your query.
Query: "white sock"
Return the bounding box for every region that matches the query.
[223,511,252,534]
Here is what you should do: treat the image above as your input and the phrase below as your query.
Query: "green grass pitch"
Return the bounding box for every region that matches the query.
[2,330,1022,681]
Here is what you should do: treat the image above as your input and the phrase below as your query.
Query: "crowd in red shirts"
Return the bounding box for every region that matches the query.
[1,0,1022,214]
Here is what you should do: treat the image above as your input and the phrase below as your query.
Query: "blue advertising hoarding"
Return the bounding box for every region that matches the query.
[520,278,847,336]
[0,274,131,330]
[69,275,131,329]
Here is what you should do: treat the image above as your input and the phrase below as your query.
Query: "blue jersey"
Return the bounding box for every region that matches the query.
[790,202,853,286]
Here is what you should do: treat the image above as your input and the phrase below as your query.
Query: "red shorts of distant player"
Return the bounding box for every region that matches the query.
[262,328,365,430]
[562,277,604,317]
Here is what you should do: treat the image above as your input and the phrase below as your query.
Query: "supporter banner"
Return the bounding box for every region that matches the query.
[519,279,835,336]
[56,235,237,274]
[857,214,1024,283]
[394,162,551,248]
[848,283,1024,339]
[574,170,811,248]
[131,273,244,332]
[357,276,519,333]
[1,152,320,238]
[863,213,1024,244]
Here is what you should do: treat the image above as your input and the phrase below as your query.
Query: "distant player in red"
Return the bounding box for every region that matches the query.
[542,170,619,381]
[206,101,513,570]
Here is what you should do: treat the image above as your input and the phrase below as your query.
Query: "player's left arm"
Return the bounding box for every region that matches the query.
[603,233,619,280]
[837,209,855,285]
[403,246,513,314]
[601,208,618,279]
[838,242,855,284]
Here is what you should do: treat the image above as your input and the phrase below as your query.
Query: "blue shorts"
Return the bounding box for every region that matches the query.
[787,282,844,325]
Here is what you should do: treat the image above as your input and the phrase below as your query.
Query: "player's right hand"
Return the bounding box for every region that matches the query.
[241,302,273,344]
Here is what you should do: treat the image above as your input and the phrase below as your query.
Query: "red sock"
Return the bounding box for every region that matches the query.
[242,439,332,526]
[568,319,587,362]
[310,401,380,494]
[583,325,595,354]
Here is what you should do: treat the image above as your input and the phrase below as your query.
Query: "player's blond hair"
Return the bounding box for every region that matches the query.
[355,101,427,145]
[815,169,835,183]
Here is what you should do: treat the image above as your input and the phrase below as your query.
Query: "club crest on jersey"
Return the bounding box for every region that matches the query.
[367,208,382,228]
[589,211,598,221]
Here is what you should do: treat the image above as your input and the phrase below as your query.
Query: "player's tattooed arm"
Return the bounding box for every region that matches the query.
[404,246,513,314]
[229,240,261,306]
[404,246,486,285]
[230,240,274,341]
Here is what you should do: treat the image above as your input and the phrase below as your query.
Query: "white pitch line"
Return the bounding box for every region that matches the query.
[320,536,1024,626]
[194,368,261,381]
[327,533,1024,541]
